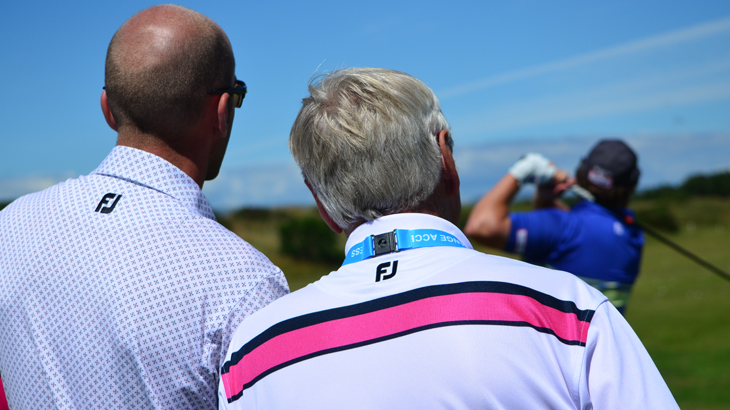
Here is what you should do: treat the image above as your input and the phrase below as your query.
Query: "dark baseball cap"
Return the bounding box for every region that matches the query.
[577,139,640,189]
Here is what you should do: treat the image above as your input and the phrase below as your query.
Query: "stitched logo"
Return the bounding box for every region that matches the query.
[376,260,398,282]
[95,193,122,214]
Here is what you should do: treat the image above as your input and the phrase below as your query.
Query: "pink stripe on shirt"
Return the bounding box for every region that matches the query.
[222,291,590,400]
[0,376,9,410]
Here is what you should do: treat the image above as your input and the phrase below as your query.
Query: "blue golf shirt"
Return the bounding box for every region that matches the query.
[505,200,644,312]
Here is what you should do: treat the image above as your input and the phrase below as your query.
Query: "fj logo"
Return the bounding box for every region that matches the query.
[376,260,398,282]
[95,193,122,214]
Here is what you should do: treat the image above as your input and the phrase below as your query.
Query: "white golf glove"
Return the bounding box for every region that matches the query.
[509,153,556,185]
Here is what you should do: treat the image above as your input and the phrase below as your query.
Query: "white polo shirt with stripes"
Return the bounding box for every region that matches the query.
[0,146,289,409]
[219,213,678,409]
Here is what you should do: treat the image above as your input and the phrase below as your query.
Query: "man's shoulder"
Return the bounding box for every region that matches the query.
[454,251,609,310]
[0,176,80,220]
[510,206,573,228]
[232,250,607,343]
[231,282,325,330]
[569,200,622,219]
[0,171,280,274]
[0,171,172,225]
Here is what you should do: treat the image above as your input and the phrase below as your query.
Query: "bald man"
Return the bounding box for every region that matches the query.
[0,5,288,409]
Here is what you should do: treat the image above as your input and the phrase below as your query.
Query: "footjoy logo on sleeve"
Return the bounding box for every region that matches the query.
[376,261,398,282]
[95,193,122,214]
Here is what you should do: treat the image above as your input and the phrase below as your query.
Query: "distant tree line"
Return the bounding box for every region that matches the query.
[196,169,730,262]
[279,217,342,264]
[629,169,730,233]
[635,170,730,200]
[218,206,344,265]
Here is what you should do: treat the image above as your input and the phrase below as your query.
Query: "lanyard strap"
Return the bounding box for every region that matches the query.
[342,229,466,266]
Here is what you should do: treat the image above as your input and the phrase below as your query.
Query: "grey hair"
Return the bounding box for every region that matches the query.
[289,68,452,230]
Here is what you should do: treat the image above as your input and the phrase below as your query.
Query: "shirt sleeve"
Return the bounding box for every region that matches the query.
[579,301,680,409]
[216,272,289,410]
[216,271,290,372]
[505,209,567,264]
[219,377,229,409]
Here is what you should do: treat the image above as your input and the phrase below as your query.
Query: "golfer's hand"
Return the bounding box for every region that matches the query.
[508,153,556,185]
[552,168,575,196]
[533,167,574,209]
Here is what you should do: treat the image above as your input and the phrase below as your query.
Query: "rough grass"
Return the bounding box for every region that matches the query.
[225,209,344,291]
[226,197,730,409]
[627,226,730,409]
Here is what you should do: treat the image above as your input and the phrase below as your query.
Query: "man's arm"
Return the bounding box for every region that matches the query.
[465,153,569,250]
[464,174,520,250]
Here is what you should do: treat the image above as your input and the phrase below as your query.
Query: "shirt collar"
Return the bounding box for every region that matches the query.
[573,199,635,219]
[344,213,473,256]
[92,146,216,220]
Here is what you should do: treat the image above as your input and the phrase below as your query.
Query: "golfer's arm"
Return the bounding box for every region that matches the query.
[533,168,571,210]
[464,174,520,250]
[533,186,570,210]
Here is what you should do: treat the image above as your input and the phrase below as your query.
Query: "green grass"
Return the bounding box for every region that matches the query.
[627,226,730,409]
[224,209,343,291]
[226,198,730,409]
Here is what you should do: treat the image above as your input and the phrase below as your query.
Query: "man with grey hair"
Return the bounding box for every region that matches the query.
[0,5,287,409]
[218,68,677,409]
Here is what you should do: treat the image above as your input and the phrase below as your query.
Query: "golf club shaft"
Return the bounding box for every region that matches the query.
[634,220,730,282]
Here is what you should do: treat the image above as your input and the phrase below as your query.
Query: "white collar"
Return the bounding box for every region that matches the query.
[92,146,215,220]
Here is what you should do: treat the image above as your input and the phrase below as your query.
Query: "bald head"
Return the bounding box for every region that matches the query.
[105,5,235,141]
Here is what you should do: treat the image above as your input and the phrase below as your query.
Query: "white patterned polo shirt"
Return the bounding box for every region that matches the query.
[0,146,289,409]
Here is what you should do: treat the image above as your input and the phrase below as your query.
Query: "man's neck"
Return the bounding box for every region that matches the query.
[116,132,208,188]
[343,191,461,238]
[343,209,456,238]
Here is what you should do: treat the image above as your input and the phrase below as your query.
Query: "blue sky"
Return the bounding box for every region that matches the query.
[2,1,730,208]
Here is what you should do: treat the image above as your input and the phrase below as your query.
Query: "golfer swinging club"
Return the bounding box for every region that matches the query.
[465,140,642,314]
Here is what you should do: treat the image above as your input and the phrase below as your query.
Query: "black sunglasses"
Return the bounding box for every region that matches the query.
[208,79,247,108]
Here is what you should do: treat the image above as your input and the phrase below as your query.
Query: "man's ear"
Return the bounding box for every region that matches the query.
[100,91,118,131]
[216,93,231,137]
[438,130,460,195]
[305,180,343,234]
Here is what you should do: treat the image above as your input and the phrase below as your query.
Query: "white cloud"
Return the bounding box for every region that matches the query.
[440,16,730,99]
[202,161,313,211]
[456,71,730,136]
[445,32,730,140]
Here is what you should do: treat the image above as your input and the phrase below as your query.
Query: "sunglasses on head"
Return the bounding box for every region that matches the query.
[208,79,247,108]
